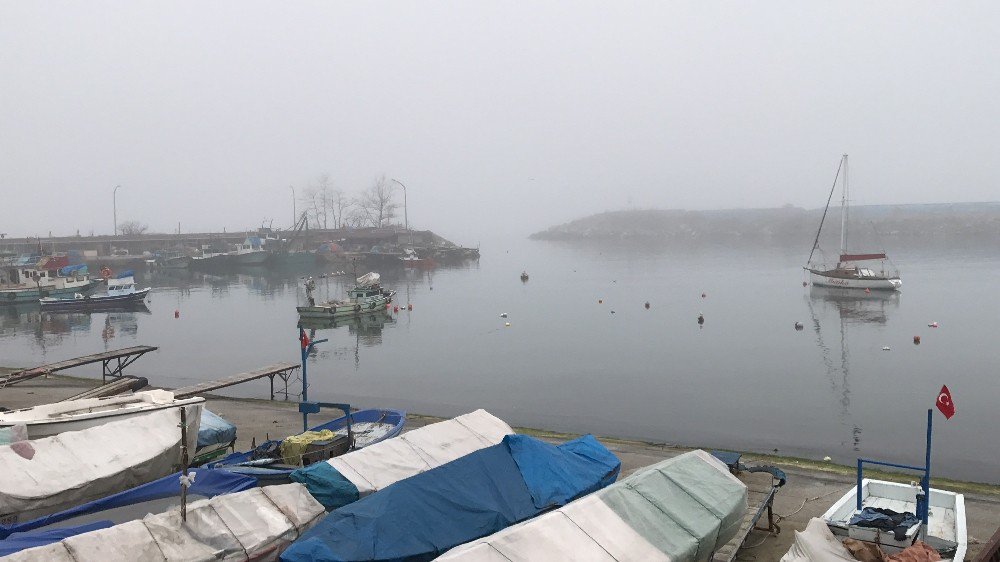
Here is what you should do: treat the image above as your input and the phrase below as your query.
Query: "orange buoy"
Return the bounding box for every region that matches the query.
[174,310,179,318]
[913,335,921,345]
[393,306,399,313]
[864,288,871,294]
[407,303,413,311]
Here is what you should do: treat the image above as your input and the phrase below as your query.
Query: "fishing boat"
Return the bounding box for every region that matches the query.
[0,469,256,557]
[436,450,747,562]
[156,253,191,269]
[297,272,395,319]
[822,479,966,560]
[38,270,150,310]
[207,408,404,484]
[805,155,902,291]
[0,407,203,525]
[189,245,232,270]
[232,236,270,265]
[0,390,205,440]
[0,260,100,305]
[400,248,434,268]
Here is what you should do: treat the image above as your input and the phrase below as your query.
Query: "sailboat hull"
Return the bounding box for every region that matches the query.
[809,270,901,291]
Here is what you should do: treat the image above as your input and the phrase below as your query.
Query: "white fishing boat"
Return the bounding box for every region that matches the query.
[297,271,395,319]
[0,406,203,525]
[805,155,902,291]
[39,270,150,310]
[0,390,205,440]
[822,478,966,560]
[232,236,269,265]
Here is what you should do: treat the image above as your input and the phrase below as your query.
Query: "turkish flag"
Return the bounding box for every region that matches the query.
[935,385,955,420]
[299,329,310,350]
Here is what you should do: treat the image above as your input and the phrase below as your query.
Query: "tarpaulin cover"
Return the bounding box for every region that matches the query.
[0,407,201,525]
[57,264,88,276]
[0,469,256,544]
[113,269,134,279]
[436,449,748,562]
[6,483,326,562]
[291,409,512,510]
[0,521,112,558]
[279,433,620,562]
[196,408,237,451]
[280,430,338,465]
[779,518,857,562]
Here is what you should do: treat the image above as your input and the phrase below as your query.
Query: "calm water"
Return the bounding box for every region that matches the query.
[1,240,998,483]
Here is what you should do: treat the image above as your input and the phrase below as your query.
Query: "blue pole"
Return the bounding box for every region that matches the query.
[300,329,309,432]
[856,459,863,511]
[923,408,932,528]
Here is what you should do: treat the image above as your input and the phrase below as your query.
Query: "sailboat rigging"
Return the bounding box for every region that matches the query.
[805,155,902,291]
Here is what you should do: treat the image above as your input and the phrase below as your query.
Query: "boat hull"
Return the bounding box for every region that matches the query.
[39,288,151,309]
[809,270,902,291]
[233,251,269,265]
[297,293,393,319]
[0,281,101,305]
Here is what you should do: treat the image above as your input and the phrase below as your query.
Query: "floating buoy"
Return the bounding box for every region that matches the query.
[504,322,511,327]
[823,456,832,462]
[407,303,413,311]
[882,346,891,351]
[393,306,399,313]
[500,313,508,318]
[644,302,650,309]
[610,310,616,314]
[174,310,179,319]
[430,286,433,290]
[794,322,803,331]
[598,299,603,304]
[913,335,921,345]
[864,288,871,294]
[928,322,939,328]
[697,313,704,325]
[701,293,706,298]
[385,303,390,309]
[802,281,808,287]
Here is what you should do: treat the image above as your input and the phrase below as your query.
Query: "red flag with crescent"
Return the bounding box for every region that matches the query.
[299,329,310,350]
[935,385,955,420]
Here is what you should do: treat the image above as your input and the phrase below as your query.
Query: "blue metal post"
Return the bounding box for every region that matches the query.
[856,459,863,511]
[922,408,932,528]
[298,328,328,431]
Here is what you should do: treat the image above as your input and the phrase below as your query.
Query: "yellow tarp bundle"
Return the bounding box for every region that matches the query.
[279,429,337,465]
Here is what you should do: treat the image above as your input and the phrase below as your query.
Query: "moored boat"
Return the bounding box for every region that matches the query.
[233,236,270,265]
[297,272,395,319]
[157,253,191,269]
[805,155,902,291]
[0,261,100,305]
[39,270,150,310]
[0,390,205,440]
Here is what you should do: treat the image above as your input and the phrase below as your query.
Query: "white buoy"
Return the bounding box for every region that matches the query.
[823,456,832,462]
[882,346,891,351]
[500,313,508,318]
[504,322,511,327]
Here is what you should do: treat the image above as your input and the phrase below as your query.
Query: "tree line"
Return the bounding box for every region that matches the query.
[296,174,400,230]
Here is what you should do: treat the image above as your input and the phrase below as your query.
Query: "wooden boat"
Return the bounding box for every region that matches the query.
[0,390,205,440]
[232,236,270,265]
[805,155,901,291]
[208,408,405,484]
[400,248,434,268]
[0,261,100,305]
[0,406,203,525]
[39,270,150,310]
[822,478,966,560]
[157,254,191,269]
[297,272,395,319]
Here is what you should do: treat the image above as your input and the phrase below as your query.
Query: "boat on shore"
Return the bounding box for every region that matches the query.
[39,270,150,310]
[0,390,204,440]
[0,261,100,305]
[297,272,395,319]
[208,408,405,484]
[805,154,902,291]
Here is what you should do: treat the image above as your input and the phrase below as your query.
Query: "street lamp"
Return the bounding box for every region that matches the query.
[113,185,120,236]
[390,178,409,246]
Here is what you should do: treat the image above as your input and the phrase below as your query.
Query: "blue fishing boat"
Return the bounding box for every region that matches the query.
[209,408,405,484]
[0,469,256,557]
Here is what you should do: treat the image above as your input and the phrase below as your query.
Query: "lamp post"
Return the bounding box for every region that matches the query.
[391,178,409,246]
[113,185,120,236]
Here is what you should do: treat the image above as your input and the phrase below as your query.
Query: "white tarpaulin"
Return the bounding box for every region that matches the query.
[0,406,200,524]
[779,518,857,562]
[328,409,513,496]
[356,272,380,287]
[8,483,326,562]
[436,449,747,562]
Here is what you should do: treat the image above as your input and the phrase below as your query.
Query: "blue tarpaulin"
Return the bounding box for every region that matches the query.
[0,469,256,552]
[280,434,620,562]
[0,521,112,557]
[197,408,237,450]
[57,264,88,276]
[114,269,134,279]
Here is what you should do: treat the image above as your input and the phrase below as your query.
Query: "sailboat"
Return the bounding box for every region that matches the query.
[805,154,902,291]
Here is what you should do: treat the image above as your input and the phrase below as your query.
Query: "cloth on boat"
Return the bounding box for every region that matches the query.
[843,538,887,562]
[780,518,857,562]
[887,541,942,562]
[196,408,237,451]
[280,429,337,465]
[711,450,788,487]
[850,507,919,541]
[436,449,747,562]
[290,409,513,510]
[3,483,325,562]
[279,433,620,562]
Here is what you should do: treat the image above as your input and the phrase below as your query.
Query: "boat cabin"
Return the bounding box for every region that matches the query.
[348,285,384,300]
[107,272,139,296]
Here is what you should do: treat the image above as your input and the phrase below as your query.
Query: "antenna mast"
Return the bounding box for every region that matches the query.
[840,154,849,259]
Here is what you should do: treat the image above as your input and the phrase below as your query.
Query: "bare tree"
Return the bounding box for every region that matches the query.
[300,174,341,229]
[332,189,349,229]
[118,220,148,236]
[355,175,398,228]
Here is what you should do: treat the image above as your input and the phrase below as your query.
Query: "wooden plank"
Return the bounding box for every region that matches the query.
[173,363,299,398]
[0,346,158,387]
[974,524,1000,562]
[713,471,781,562]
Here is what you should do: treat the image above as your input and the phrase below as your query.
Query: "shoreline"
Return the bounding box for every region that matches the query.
[2,370,998,559]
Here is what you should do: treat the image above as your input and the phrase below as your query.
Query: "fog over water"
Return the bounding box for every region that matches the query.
[2,2,1000,241]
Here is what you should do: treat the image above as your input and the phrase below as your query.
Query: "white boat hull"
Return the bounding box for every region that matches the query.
[809,271,902,291]
[822,479,966,561]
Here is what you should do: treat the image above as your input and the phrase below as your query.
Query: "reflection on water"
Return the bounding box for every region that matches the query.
[301,311,396,370]
[0,302,150,352]
[806,287,900,452]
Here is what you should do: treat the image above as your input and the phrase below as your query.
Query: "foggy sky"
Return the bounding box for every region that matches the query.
[2,2,998,242]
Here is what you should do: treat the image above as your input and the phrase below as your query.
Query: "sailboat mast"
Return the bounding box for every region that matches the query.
[840,154,849,259]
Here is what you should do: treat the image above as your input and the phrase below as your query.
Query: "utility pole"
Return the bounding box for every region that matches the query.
[113,185,120,236]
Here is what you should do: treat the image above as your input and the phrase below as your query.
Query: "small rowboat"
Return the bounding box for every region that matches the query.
[822,478,966,560]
